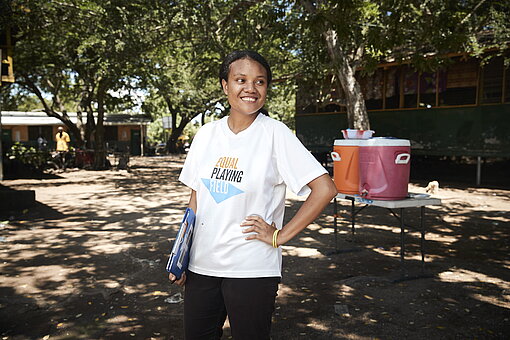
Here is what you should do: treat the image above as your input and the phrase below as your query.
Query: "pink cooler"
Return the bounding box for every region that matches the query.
[358,138,411,200]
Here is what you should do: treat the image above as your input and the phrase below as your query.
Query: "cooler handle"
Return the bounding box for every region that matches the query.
[395,153,410,164]
[331,152,341,161]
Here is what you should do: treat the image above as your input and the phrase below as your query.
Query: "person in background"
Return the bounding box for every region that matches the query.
[37,135,47,151]
[55,126,70,169]
[169,50,337,339]
[56,126,70,152]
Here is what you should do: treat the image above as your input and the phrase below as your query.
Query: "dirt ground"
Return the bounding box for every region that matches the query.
[1,155,509,340]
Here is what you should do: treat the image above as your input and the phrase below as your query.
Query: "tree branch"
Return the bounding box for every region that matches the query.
[352,42,365,69]
[299,0,317,15]
[460,0,487,25]
[21,76,59,119]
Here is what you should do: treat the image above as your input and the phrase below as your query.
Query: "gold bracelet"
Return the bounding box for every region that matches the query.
[272,228,280,248]
[271,222,278,248]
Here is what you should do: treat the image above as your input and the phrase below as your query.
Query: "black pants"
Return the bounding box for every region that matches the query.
[184,271,280,340]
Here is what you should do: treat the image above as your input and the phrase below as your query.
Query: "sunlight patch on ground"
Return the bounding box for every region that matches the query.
[439,268,510,308]
[371,246,404,259]
[371,245,443,262]
[424,254,447,261]
[97,280,122,290]
[484,215,510,223]
[3,265,80,298]
[307,223,321,231]
[78,219,109,226]
[87,240,132,254]
[469,235,499,241]
[349,223,437,243]
[424,232,459,244]
[430,226,456,234]
[500,263,510,270]
[299,236,317,243]
[439,268,509,286]
[323,214,334,221]
[339,284,355,298]
[136,224,174,231]
[106,314,140,328]
[276,284,303,298]
[441,214,470,225]
[352,223,415,235]
[318,227,335,235]
[357,224,397,232]
[471,293,510,309]
[305,319,330,331]
[281,245,325,258]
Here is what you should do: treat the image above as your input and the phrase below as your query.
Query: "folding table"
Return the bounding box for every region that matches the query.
[332,193,442,279]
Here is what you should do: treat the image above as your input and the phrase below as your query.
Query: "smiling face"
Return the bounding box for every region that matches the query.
[221,58,268,117]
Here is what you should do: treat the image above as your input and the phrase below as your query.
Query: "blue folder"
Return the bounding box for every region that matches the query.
[166,207,196,280]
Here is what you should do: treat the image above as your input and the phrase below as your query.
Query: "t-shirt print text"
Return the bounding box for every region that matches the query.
[211,157,243,182]
[201,156,245,204]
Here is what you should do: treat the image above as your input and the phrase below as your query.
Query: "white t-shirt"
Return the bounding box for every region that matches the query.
[179,113,327,278]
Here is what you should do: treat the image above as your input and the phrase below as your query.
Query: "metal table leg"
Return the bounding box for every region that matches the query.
[351,199,356,235]
[334,197,338,252]
[400,208,405,263]
[328,197,362,255]
[399,208,406,279]
[420,206,425,272]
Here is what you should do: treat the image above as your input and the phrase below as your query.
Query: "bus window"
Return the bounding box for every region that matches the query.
[481,57,504,104]
[402,66,418,108]
[419,72,437,108]
[438,59,477,106]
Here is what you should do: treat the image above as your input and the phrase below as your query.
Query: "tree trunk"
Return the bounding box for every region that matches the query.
[163,97,193,154]
[22,76,88,147]
[85,109,96,149]
[167,127,183,154]
[77,89,95,149]
[324,29,371,130]
[167,116,191,154]
[65,120,86,149]
[201,111,206,126]
[76,110,86,146]
[93,82,108,170]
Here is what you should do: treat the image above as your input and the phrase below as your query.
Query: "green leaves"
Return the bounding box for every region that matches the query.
[7,0,507,139]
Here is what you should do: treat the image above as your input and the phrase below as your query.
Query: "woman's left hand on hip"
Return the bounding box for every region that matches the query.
[240,215,276,246]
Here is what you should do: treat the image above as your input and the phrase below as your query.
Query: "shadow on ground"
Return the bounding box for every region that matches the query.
[1,155,509,339]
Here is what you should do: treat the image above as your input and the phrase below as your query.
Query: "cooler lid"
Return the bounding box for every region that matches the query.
[359,138,410,147]
[334,139,363,146]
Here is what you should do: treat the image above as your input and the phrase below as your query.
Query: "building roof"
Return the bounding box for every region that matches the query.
[0,111,152,126]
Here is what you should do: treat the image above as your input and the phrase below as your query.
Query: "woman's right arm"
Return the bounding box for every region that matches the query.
[168,189,196,286]
[188,189,197,213]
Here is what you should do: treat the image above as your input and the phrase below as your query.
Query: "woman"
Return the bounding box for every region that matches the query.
[169,50,337,339]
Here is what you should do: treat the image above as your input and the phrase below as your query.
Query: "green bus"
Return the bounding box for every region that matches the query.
[295,55,510,185]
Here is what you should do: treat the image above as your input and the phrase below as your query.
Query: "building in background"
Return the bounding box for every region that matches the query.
[1,111,151,156]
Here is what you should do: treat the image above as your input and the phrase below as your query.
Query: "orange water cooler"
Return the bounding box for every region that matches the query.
[331,139,361,195]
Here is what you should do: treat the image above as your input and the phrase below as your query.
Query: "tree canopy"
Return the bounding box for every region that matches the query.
[3,0,179,166]
[2,0,508,152]
[289,0,510,129]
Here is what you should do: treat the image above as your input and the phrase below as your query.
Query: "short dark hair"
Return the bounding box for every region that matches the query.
[219,50,272,88]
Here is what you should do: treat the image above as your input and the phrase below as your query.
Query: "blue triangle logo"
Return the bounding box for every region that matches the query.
[201,178,244,204]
